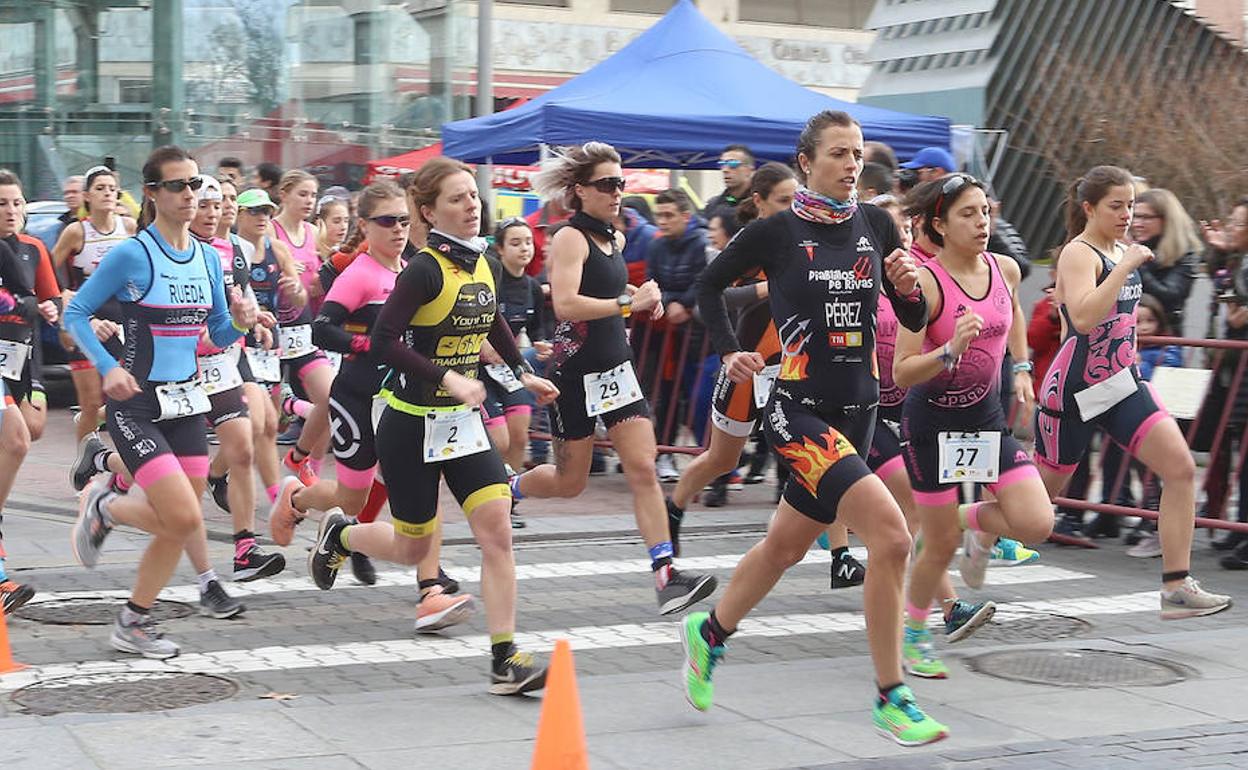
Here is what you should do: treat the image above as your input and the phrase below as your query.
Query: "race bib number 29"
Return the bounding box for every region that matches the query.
[583,361,643,417]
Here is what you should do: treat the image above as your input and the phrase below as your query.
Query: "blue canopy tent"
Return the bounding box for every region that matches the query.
[441,0,949,168]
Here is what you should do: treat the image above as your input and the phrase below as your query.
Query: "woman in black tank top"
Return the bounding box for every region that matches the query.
[509,141,718,617]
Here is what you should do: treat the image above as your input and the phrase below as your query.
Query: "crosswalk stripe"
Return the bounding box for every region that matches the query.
[26,553,1091,605]
[0,590,1157,692]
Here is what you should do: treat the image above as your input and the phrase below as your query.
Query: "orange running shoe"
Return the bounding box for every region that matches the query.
[414,585,475,633]
[0,580,35,614]
[268,476,305,546]
[283,450,318,487]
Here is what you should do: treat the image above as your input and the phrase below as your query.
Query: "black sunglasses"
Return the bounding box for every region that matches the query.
[368,214,411,228]
[934,174,974,219]
[241,206,273,216]
[582,176,626,194]
[145,176,204,193]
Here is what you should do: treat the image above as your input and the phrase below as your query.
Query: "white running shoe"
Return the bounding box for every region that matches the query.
[958,530,991,589]
[1126,534,1163,559]
[1160,576,1232,620]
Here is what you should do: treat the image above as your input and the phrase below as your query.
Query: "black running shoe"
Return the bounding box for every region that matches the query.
[656,569,717,615]
[510,498,526,529]
[208,474,230,514]
[489,649,547,695]
[199,579,245,619]
[308,510,349,591]
[831,552,867,589]
[437,567,460,595]
[0,581,35,614]
[666,496,685,558]
[349,551,377,585]
[233,545,286,582]
[71,433,108,492]
[702,481,728,508]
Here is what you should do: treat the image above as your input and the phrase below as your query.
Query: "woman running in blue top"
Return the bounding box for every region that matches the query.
[66,146,258,659]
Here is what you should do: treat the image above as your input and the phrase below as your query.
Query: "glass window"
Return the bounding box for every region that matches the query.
[739,0,874,28]
[610,0,677,11]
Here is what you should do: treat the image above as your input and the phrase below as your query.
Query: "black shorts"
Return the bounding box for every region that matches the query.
[206,384,249,428]
[482,372,536,426]
[866,416,906,477]
[901,410,1037,506]
[547,367,650,441]
[375,406,510,538]
[107,387,209,487]
[4,361,36,406]
[1034,379,1168,473]
[762,389,875,525]
[328,383,380,483]
[710,366,761,439]
[283,349,330,401]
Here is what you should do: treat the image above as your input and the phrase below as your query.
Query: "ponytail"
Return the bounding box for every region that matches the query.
[1065,165,1133,242]
[736,197,759,226]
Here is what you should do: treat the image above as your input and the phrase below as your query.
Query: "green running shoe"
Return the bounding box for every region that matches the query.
[679,612,724,711]
[873,685,949,746]
[902,627,949,679]
[990,537,1040,566]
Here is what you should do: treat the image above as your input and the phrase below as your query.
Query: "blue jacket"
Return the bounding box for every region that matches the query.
[1138,344,1182,381]
[646,215,709,308]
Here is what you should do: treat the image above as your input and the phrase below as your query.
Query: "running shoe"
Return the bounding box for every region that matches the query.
[656,454,680,483]
[276,418,303,446]
[1127,534,1163,558]
[726,471,744,491]
[873,685,949,746]
[199,580,245,619]
[0,581,35,614]
[902,626,949,679]
[267,476,304,547]
[679,611,723,711]
[437,568,460,595]
[233,545,286,582]
[1222,540,1248,570]
[944,599,996,643]
[70,432,107,492]
[208,474,230,514]
[1211,528,1246,552]
[702,480,728,508]
[743,469,767,485]
[349,551,377,585]
[831,551,866,589]
[414,585,475,633]
[489,649,547,696]
[1053,512,1084,538]
[958,530,991,589]
[666,496,685,558]
[110,612,180,659]
[657,569,717,615]
[283,450,318,486]
[1160,576,1232,620]
[308,509,349,591]
[510,498,526,529]
[989,538,1040,567]
[71,479,114,569]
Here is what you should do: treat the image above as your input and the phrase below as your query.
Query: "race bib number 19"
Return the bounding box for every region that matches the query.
[197,349,243,395]
[583,361,643,417]
[937,431,1001,484]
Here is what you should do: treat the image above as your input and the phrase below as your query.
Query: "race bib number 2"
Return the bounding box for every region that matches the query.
[583,361,643,417]
[937,431,1001,484]
[423,408,491,462]
[155,380,211,422]
[0,340,30,381]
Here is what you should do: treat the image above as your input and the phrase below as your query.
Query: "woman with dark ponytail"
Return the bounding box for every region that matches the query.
[1034,165,1231,619]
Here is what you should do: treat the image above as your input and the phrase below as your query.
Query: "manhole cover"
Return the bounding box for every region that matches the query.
[15,598,194,626]
[967,648,1193,688]
[970,613,1091,643]
[11,672,238,715]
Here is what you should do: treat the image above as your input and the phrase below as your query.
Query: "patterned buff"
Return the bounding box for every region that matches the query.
[791,185,858,225]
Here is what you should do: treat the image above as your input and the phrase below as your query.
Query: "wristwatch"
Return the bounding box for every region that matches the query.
[1012,360,1034,374]
[616,293,633,319]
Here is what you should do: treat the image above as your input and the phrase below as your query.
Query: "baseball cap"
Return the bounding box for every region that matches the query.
[900,147,957,171]
[236,188,277,212]
[196,175,223,202]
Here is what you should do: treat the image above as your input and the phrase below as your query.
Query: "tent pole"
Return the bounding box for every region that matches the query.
[476,0,495,222]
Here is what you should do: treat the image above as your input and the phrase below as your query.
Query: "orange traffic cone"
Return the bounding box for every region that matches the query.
[0,604,26,674]
[531,639,588,770]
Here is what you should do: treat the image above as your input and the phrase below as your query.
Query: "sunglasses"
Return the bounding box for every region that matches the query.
[718,159,747,170]
[582,176,626,194]
[146,176,204,193]
[934,174,974,219]
[368,214,411,228]
[241,206,273,216]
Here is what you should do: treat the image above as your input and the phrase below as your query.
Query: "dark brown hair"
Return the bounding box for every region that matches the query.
[139,145,194,228]
[341,180,405,255]
[795,110,860,184]
[408,157,474,228]
[908,174,986,247]
[655,188,693,214]
[1065,165,1133,241]
[737,162,797,225]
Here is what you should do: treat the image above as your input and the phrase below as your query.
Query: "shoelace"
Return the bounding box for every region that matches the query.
[507,651,536,669]
[892,691,926,722]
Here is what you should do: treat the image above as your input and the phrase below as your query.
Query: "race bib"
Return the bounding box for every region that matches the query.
[278,324,313,360]
[423,408,490,462]
[155,380,211,422]
[197,349,243,395]
[583,361,643,417]
[1073,365,1137,421]
[0,340,30,381]
[485,363,524,393]
[752,364,781,409]
[937,431,1001,484]
[325,351,343,376]
[245,347,281,383]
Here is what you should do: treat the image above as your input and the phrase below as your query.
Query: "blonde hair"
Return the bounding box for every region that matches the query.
[276,169,317,209]
[531,142,622,211]
[1136,188,1202,269]
[315,198,350,258]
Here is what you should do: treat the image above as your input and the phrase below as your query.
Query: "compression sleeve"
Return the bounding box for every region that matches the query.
[866,204,929,333]
[695,220,778,356]
[371,256,448,384]
[203,243,244,348]
[64,240,147,376]
[312,301,360,354]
